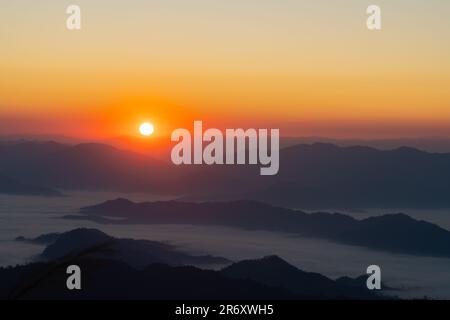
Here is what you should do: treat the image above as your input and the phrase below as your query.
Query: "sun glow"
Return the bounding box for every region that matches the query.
[139,122,154,136]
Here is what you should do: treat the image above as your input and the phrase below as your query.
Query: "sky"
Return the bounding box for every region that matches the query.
[1,0,450,139]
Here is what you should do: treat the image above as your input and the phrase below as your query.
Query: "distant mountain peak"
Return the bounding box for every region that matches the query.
[256,255,292,265]
[392,146,423,154]
[110,198,136,204]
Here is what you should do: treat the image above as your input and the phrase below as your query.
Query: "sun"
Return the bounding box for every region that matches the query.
[139,122,154,136]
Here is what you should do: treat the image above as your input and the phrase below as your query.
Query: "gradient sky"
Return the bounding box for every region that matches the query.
[1,0,450,138]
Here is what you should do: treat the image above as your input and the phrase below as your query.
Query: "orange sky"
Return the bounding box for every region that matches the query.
[1,1,450,139]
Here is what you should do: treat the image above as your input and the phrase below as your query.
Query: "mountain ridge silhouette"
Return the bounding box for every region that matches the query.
[75,198,450,258]
[3,228,387,300]
[2,140,450,208]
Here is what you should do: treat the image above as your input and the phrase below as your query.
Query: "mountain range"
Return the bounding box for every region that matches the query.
[2,140,450,209]
[19,228,229,269]
[0,141,178,193]
[186,143,450,209]
[73,198,450,258]
[1,228,386,300]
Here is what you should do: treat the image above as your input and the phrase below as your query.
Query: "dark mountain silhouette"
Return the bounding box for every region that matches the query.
[102,134,173,161]
[75,199,450,258]
[0,258,293,300]
[3,140,450,208]
[280,136,450,153]
[33,228,229,269]
[221,256,381,299]
[0,141,179,193]
[0,140,253,195]
[0,173,62,196]
[0,135,82,144]
[185,143,450,209]
[5,135,450,155]
[1,228,386,300]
